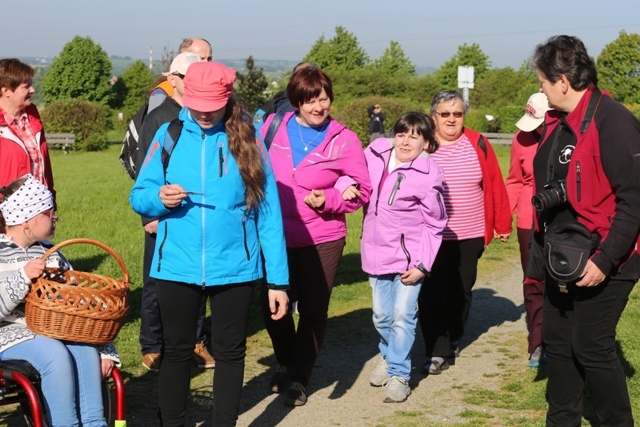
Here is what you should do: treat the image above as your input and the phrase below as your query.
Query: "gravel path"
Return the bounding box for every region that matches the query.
[232,258,529,427]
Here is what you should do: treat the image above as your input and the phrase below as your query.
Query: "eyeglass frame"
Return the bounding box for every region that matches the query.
[171,72,185,79]
[434,111,465,118]
[40,209,58,221]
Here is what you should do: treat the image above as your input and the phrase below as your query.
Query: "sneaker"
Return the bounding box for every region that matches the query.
[192,341,215,369]
[142,352,161,371]
[282,381,307,407]
[528,345,546,368]
[270,365,289,393]
[369,357,389,387]
[421,357,449,375]
[383,376,411,403]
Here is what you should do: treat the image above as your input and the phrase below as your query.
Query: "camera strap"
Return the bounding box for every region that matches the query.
[580,87,602,135]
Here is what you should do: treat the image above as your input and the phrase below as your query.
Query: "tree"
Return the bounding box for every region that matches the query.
[235,56,269,114]
[41,36,113,106]
[472,67,537,109]
[304,26,369,72]
[371,41,416,77]
[434,43,491,90]
[598,30,640,104]
[114,60,155,118]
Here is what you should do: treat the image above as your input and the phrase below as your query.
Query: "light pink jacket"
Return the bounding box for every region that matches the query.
[262,111,372,248]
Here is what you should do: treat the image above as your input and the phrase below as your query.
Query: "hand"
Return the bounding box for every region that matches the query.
[494,231,510,243]
[159,184,187,209]
[400,268,425,285]
[100,358,115,379]
[304,189,326,209]
[23,259,45,280]
[575,259,606,287]
[268,289,289,320]
[341,185,362,201]
[144,219,159,234]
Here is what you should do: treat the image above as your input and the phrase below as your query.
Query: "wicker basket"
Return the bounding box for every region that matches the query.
[25,238,130,345]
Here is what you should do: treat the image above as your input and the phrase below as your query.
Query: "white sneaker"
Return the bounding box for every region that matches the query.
[369,357,389,387]
[383,376,411,403]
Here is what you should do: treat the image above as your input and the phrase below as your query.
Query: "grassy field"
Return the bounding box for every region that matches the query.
[0,143,638,426]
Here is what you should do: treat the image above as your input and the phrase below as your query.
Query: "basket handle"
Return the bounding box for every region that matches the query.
[40,238,129,284]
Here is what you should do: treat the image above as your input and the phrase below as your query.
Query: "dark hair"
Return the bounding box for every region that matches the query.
[532,35,597,90]
[393,112,439,154]
[430,90,466,115]
[287,67,334,108]
[0,58,35,91]
[0,176,28,233]
[223,95,266,211]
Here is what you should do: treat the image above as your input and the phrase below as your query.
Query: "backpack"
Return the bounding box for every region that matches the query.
[119,103,149,180]
[161,118,183,179]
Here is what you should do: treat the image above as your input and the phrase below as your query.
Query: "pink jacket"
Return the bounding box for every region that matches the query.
[360,138,447,275]
[263,112,372,248]
[505,130,538,230]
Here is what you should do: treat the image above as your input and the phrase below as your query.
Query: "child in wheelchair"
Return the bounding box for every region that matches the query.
[0,174,120,426]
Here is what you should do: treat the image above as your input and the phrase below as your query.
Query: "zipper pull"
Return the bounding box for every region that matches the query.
[218,147,224,177]
[388,173,405,205]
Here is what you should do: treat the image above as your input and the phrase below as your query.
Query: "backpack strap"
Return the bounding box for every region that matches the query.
[161,118,184,181]
[264,112,284,150]
[478,135,488,158]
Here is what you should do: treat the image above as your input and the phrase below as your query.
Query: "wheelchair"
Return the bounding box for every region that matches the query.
[0,359,125,426]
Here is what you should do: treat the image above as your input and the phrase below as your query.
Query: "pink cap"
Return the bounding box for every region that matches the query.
[182,62,236,112]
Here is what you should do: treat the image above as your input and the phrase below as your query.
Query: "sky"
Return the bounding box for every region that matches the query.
[2,0,639,70]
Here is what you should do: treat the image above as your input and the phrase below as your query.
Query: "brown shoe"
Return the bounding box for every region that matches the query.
[193,341,215,368]
[142,353,161,371]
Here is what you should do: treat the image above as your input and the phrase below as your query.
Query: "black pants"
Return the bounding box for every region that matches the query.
[544,278,635,427]
[517,227,544,354]
[156,280,254,427]
[139,231,208,354]
[261,238,345,387]
[418,238,484,358]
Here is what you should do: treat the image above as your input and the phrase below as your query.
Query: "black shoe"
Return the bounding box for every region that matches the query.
[270,365,289,393]
[282,381,307,406]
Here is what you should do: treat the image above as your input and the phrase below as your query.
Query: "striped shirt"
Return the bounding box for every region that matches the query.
[431,135,485,241]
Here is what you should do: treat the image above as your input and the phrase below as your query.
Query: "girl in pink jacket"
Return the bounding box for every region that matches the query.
[362,112,447,403]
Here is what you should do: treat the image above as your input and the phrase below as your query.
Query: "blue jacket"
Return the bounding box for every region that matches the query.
[130,108,289,287]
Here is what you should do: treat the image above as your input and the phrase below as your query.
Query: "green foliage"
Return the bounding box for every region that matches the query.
[463,108,495,133]
[235,56,269,115]
[627,103,640,121]
[598,31,640,104]
[472,67,537,109]
[41,36,113,106]
[498,105,525,134]
[40,99,111,151]
[304,26,369,72]
[111,60,154,119]
[434,43,492,89]
[370,41,416,77]
[333,96,420,144]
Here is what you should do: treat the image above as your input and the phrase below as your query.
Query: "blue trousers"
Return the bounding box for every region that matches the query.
[1,335,105,427]
[370,274,423,380]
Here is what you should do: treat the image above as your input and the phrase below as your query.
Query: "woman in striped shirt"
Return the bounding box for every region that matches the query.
[417,90,512,375]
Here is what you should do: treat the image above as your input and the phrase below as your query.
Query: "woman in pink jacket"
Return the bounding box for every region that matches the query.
[505,92,551,367]
[260,66,372,407]
[362,112,447,403]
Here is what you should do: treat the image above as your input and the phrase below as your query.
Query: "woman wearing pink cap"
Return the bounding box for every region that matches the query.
[131,62,289,426]
[505,92,551,368]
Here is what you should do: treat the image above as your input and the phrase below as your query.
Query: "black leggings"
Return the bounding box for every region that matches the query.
[155,280,254,427]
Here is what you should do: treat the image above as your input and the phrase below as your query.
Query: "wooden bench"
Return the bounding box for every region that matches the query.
[484,132,515,145]
[46,133,76,154]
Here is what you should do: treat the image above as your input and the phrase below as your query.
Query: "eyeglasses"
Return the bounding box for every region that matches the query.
[171,72,185,79]
[40,209,58,220]
[435,111,464,118]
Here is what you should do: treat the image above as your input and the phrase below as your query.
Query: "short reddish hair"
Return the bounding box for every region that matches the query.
[0,58,35,91]
[286,67,333,108]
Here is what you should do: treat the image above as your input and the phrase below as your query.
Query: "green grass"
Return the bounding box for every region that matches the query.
[1,143,639,426]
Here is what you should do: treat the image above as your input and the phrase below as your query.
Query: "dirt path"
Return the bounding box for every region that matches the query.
[230,258,529,426]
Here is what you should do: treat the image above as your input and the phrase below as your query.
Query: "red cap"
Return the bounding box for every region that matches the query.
[182,62,236,112]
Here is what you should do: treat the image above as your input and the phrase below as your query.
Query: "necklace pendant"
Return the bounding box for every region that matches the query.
[304,146,308,151]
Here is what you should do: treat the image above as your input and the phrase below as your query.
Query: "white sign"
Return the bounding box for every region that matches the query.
[458,66,475,89]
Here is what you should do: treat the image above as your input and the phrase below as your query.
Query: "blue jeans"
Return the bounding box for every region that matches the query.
[370,274,423,380]
[0,334,106,427]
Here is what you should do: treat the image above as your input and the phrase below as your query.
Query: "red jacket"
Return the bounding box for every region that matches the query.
[463,128,512,246]
[0,105,56,206]
[505,130,538,230]
[537,87,640,277]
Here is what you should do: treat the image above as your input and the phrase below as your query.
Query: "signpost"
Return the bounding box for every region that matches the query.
[458,66,475,109]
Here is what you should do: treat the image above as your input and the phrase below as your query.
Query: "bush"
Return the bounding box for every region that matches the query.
[41,99,112,151]
[82,133,109,151]
[334,96,421,145]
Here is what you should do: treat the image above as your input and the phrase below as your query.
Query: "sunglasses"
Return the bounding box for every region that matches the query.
[40,209,58,220]
[435,111,464,118]
[171,72,185,79]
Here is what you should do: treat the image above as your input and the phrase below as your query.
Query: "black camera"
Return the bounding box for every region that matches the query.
[532,179,567,212]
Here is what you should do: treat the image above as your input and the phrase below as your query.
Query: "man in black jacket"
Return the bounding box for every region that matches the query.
[367,104,385,142]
